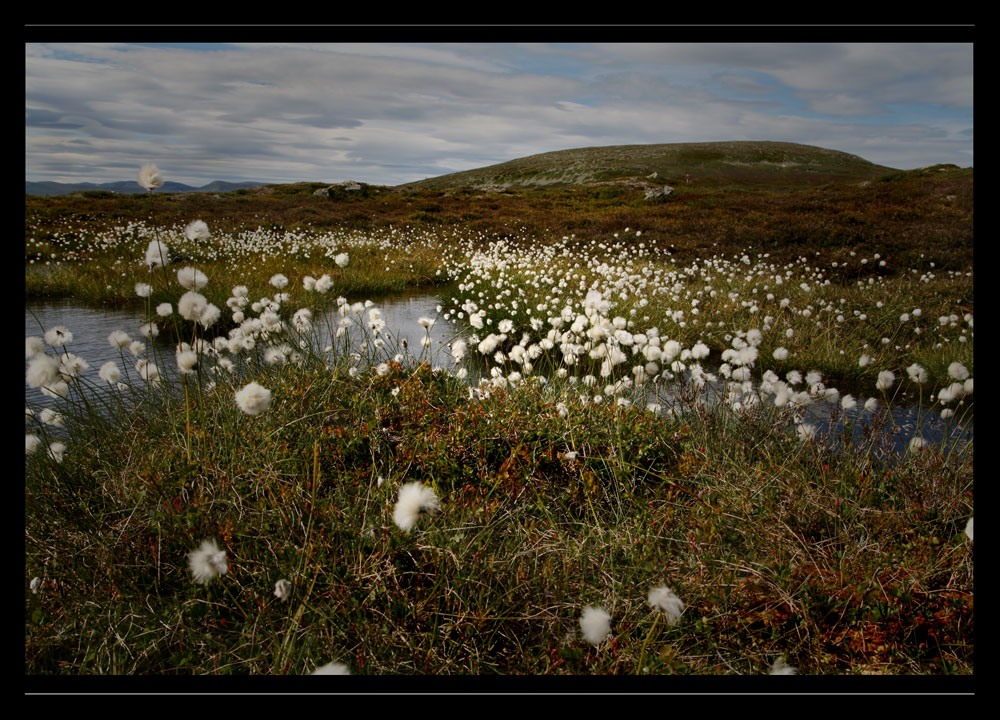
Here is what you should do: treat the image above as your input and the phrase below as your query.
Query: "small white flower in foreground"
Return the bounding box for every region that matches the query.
[274,579,292,602]
[108,330,132,348]
[796,423,817,443]
[44,326,73,347]
[144,239,170,267]
[235,382,272,416]
[647,585,684,625]
[135,282,152,298]
[334,253,349,268]
[906,363,928,384]
[858,354,871,368]
[580,605,612,645]
[964,517,973,542]
[138,163,164,192]
[156,302,173,317]
[417,316,435,330]
[26,434,42,455]
[188,539,228,585]
[30,576,42,594]
[177,266,209,291]
[948,362,969,381]
[26,336,45,358]
[99,361,121,385]
[47,442,66,463]
[311,661,350,675]
[864,397,879,412]
[185,220,210,241]
[270,273,289,289]
[773,347,788,361]
[769,656,798,675]
[26,354,61,389]
[876,370,895,392]
[393,481,440,532]
[908,436,928,452]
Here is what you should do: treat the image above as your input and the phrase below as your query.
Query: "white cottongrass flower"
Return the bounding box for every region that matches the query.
[144,239,170,268]
[311,661,350,675]
[177,266,209,291]
[135,282,152,298]
[908,436,928,452]
[138,163,164,192]
[417,316,435,330]
[841,394,857,411]
[26,434,42,455]
[647,585,684,625]
[906,363,928,384]
[580,605,612,645]
[235,382,272,416]
[99,361,121,384]
[393,482,440,532]
[108,330,132,348]
[948,362,969,381]
[773,347,789,361]
[796,423,817,443]
[270,273,289,289]
[176,349,199,374]
[864,397,879,412]
[44,326,73,347]
[769,657,798,675]
[858,354,871,368]
[40,408,64,426]
[30,576,42,594]
[139,321,159,338]
[184,220,210,241]
[188,539,228,585]
[26,336,45,358]
[876,370,895,392]
[964,517,973,542]
[274,579,292,602]
[26,354,61,389]
[47,442,66,463]
[178,291,208,322]
[156,302,173,317]
[334,253,349,268]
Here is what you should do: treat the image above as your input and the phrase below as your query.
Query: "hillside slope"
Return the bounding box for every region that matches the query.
[399,141,898,190]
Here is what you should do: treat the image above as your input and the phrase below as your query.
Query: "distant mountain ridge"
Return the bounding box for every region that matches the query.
[399,141,901,190]
[25,179,269,196]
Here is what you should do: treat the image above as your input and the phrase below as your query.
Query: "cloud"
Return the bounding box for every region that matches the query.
[25,42,973,185]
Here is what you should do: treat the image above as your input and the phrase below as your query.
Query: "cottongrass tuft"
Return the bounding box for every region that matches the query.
[769,656,798,675]
[580,605,612,645]
[188,539,228,585]
[235,382,272,416]
[392,481,441,532]
[647,585,684,625]
[964,517,973,542]
[274,578,292,602]
[311,661,350,675]
[184,220,210,241]
[138,163,163,192]
[144,239,170,268]
[876,370,895,392]
[44,326,73,347]
[177,267,209,292]
[948,362,969,381]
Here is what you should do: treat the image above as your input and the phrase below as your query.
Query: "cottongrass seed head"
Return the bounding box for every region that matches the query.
[274,578,292,601]
[393,481,440,532]
[188,539,228,585]
[769,656,798,675]
[647,585,684,625]
[580,605,612,645]
[311,661,350,675]
[235,381,272,416]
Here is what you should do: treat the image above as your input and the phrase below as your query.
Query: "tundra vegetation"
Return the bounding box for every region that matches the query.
[25,154,972,677]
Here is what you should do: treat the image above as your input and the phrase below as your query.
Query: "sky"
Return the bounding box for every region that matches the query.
[25,40,974,187]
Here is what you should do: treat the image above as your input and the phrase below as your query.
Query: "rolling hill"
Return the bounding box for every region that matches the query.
[398,141,900,191]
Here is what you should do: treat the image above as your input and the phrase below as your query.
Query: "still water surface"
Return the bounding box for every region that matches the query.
[26,295,972,457]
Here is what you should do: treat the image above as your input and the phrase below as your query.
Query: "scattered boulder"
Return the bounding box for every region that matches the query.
[644,186,674,200]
